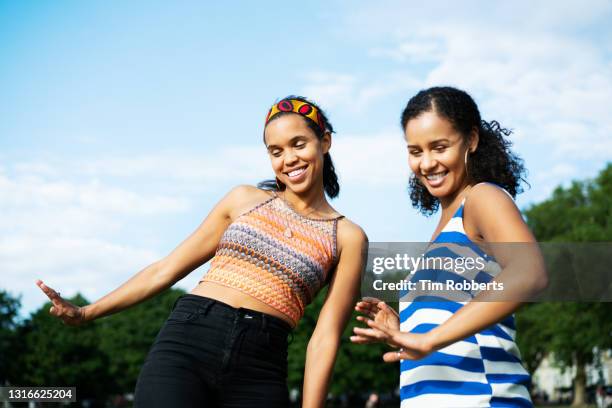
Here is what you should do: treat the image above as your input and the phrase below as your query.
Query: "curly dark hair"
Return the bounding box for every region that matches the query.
[400,86,528,215]
[258,95,340,198]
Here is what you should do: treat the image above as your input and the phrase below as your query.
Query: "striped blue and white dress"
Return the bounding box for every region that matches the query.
[399,197,533,407]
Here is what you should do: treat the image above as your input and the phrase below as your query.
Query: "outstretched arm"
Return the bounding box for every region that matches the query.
[36,185,256,325]
[302,222,367,408]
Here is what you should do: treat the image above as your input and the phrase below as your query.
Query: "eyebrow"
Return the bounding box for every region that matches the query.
[266,135,309,150]
[407,138,451,148]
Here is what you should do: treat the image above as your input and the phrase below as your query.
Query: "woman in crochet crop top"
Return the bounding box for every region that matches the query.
[198,190,345,327]
[37,96,367,408]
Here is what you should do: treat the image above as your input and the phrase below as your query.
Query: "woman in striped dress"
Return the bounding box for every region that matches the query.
[351,87,547,407]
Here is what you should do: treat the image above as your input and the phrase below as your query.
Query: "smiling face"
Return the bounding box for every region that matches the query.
[264,113,330,196]
[405,110,478,203]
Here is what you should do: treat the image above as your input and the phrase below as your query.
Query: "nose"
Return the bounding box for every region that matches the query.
[284,149,298,167]
[420,152,437,173]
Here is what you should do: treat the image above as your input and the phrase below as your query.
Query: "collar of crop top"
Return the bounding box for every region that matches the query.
[271,191,344,222]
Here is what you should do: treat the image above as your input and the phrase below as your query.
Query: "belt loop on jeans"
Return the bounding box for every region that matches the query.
[171,294,184,311]
[199,299,215,316]
[259,314,270,345]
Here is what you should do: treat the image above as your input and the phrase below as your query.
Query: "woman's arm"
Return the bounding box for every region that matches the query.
[357,184,548,361]
[301,221,367,408]
[37,185,258,325]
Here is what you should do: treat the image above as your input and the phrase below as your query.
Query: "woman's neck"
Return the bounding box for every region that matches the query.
[280,187,328,214]
[439,181,472,215]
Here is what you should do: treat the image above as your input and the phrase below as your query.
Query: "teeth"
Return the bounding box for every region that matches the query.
[425,172,447,181]
[288,167,306,177]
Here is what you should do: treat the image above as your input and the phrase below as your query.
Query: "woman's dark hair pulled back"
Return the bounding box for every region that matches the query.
[258,95,340,199]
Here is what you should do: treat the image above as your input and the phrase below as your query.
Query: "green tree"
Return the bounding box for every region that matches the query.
[8,288,184,406]
[515,303,553,374]
[96,288,185,394]
[288,288,397,403]
[12,294,113,405]
[518,162,612,406]
[526,163,612,242]
[0,290,21,384]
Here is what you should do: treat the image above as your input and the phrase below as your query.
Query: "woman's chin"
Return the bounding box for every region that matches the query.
[284,180,312,195]
[425,183,451,199]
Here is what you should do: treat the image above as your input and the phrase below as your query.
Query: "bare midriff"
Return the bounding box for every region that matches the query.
[190,280,295,328]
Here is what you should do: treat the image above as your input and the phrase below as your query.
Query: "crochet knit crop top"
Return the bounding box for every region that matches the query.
[200,193,344,327]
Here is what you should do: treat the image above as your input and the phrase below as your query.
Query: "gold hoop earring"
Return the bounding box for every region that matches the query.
[464,150,470,179]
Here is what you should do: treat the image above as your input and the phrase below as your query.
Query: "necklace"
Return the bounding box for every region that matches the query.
[277,192,329,238]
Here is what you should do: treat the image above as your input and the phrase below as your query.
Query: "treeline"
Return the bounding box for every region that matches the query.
[0,289,184,404]
[517,163,612,406]
[0,288,397,406]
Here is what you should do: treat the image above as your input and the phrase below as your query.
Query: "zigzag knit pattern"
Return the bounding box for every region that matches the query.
[201,195,342,326]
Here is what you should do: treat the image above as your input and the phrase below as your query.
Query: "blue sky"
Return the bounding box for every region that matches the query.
[1,1,611,316]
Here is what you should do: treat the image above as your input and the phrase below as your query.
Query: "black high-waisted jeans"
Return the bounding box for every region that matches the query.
[134,294,292,407]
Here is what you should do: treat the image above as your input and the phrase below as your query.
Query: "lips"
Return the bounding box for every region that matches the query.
[422,170,448,188]
[284,165,308,182]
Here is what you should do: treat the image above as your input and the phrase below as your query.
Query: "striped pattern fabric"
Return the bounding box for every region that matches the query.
[399,196,533,407]
[201,194,342,327]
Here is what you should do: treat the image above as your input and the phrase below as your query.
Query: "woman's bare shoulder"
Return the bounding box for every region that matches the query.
[224,185,276,220]
[337,217,368,250]
[464,183,519,221]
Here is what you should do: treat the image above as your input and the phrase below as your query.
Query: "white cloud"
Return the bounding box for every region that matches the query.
[0,172,190,218]
[1,235,161,317]
[369,37,445,63]
[342,1,612,39]
[300,71,358,110]
[319,1,612,200]
[2,139,276,316]
[14,162,60,178]
[0,161,194,315]
[529,163,580,202]
[79,145,270,185]
[301,70,421,113]
[333,131,408,185]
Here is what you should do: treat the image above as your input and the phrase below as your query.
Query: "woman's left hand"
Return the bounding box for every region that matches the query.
[350,297,400,346]
[353,318,437,362]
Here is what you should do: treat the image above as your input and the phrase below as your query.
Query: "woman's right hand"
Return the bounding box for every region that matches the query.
[36,280,87,326]
[350,297,400,345]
